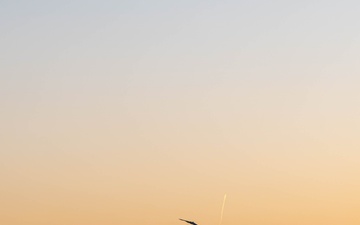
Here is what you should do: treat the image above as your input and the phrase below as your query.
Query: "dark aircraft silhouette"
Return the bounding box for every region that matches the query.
[179,218,198,225]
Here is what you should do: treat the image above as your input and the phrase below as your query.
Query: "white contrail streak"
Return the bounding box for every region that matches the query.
[219,194,227,225]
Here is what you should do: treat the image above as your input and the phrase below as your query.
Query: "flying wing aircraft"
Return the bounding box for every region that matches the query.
[179,218,198,225]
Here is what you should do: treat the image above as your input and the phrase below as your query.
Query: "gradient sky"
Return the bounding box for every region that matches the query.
[1,1,360,225]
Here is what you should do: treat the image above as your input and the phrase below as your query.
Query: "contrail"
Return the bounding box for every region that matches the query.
[219,194,227,225]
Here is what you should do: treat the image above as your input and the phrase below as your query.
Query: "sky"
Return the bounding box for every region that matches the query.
[1,1,360,225]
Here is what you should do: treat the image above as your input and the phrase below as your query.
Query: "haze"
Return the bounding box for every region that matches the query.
[1,1,360,225]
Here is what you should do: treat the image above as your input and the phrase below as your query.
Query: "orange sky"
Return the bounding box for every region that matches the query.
[1,1,360,225]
